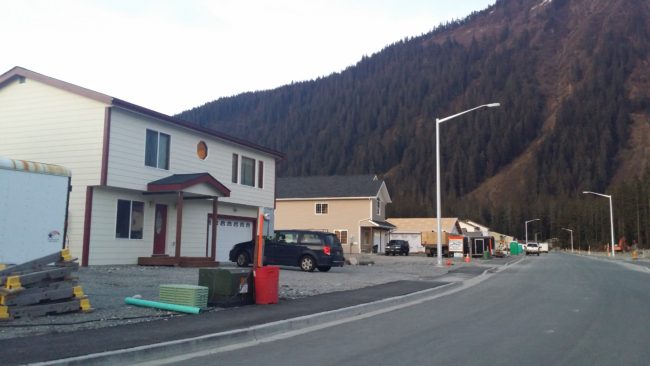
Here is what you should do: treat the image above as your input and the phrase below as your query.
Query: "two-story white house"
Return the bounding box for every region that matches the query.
[0,67,283,266]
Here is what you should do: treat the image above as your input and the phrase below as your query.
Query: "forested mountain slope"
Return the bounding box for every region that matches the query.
[178,0,650,247]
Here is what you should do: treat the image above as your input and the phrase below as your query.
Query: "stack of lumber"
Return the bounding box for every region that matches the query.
[159,284,208,308]
[0,249,92,320]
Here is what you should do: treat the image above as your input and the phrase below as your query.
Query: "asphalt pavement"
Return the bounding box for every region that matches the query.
[0,255,518,365]
[177,252,650,366]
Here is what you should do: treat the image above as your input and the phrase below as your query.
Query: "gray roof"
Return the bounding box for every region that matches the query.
[277,175,383,199]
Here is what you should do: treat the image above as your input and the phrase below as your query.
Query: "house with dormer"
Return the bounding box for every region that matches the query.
[0,67,283,266]
[274,175,394,254]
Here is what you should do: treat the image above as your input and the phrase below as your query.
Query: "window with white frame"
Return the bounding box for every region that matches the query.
[115,200,144,239]
[231,154,238,183]
[145,129,170,169]
[335,230,348,244]
[241,156,256,187]
[315,203,328,215]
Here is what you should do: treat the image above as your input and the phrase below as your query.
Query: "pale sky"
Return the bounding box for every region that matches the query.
[2,0,495,115]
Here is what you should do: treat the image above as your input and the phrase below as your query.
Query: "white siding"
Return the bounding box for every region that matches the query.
[0,78,106,261]
[89,188,260,265]
[107,108,276,208]
[89,188,211,264]
[89,188,152,265]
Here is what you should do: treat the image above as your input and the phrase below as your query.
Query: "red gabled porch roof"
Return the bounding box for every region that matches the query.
[147,173,231,197]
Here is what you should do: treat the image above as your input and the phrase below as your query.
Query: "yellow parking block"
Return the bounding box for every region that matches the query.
[4,276,22,290]
[80,298,92,312]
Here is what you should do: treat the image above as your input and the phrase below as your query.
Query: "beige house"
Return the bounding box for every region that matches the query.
[459,220,490,236]
[0,67,283,266]
[275,175,394,254]
[387,218,462,253]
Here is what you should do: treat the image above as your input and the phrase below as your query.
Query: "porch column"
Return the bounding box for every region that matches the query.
[211,198,218,261]
[175,191,183,258]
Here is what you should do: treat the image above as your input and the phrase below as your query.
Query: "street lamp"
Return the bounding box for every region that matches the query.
[582,191,615,257]
[561,227,574,253]
[525,219,540,247]
[435,103,500,266]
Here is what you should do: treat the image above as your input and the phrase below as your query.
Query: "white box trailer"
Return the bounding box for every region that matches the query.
[0,157,71,265]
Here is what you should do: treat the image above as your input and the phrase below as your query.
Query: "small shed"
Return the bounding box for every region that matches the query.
[462,229,495,257]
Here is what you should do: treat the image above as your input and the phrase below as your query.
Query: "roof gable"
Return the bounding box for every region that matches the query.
[0,66,284,160]
[147,173,230,197]
[277,175,385,199]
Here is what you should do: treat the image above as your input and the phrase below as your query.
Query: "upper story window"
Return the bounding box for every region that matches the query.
[376,198,382,215]
[241,156,256,187]
[196,141,208,160]
[315,203,328,215]
[232,154,238,183]
[145,129,170,169]
[231,154,264,189]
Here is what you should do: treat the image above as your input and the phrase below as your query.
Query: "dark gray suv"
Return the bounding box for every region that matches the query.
[229,230,345,272]
[385,239,410,256]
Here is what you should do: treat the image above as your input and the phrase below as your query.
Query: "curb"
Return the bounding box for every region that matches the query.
[571,253,650,274]
[34,281,462,366]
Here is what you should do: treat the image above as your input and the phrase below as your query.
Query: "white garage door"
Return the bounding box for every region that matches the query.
[209,218,254,262]
[390,233,423,253]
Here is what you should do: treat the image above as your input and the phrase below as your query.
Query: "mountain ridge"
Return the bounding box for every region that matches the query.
[177,0,650,246]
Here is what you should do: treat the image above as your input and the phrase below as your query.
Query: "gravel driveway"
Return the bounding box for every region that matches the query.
[0,254,469,340]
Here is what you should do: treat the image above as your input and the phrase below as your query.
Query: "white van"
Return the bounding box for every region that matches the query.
[539,242,549,253]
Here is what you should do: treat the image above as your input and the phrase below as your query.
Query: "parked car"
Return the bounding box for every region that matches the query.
[228,230,345,272]
[525,243,540,256]
[385,239,410,256]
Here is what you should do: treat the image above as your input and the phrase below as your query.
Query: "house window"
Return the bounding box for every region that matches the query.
[335,230,348,244]
[241,157,255,187]
[231,154,238,183]
[196,141,208,160]
[376,198,382,215]
[115,200,144,239]
[145,129,170,169]
[315,203,328,215]
[258,161,264,188]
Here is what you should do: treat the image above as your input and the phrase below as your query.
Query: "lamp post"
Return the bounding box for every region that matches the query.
[435,103,500,266]
[561,227,574,253]
[582,191,615,257]
[525,219,540,247]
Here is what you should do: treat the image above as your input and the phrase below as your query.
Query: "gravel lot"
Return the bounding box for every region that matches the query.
[1,254,459,340]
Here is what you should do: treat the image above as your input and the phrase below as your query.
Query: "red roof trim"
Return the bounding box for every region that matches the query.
[0,66,113,104]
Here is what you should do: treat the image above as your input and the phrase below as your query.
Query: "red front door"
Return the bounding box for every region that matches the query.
[153,204,167,255]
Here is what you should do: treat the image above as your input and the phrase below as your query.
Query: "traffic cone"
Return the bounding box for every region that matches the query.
[464,254,471,263]
[445,259,453,266]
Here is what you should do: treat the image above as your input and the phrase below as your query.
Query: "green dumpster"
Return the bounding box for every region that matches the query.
[198,268,253,306]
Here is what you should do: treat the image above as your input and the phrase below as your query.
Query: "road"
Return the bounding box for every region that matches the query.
[154,253,650,366]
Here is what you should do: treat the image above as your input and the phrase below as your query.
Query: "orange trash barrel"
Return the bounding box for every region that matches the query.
[254,266,279,304]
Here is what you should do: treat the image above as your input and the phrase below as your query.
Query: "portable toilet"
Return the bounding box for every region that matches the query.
[510,241,521,255]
